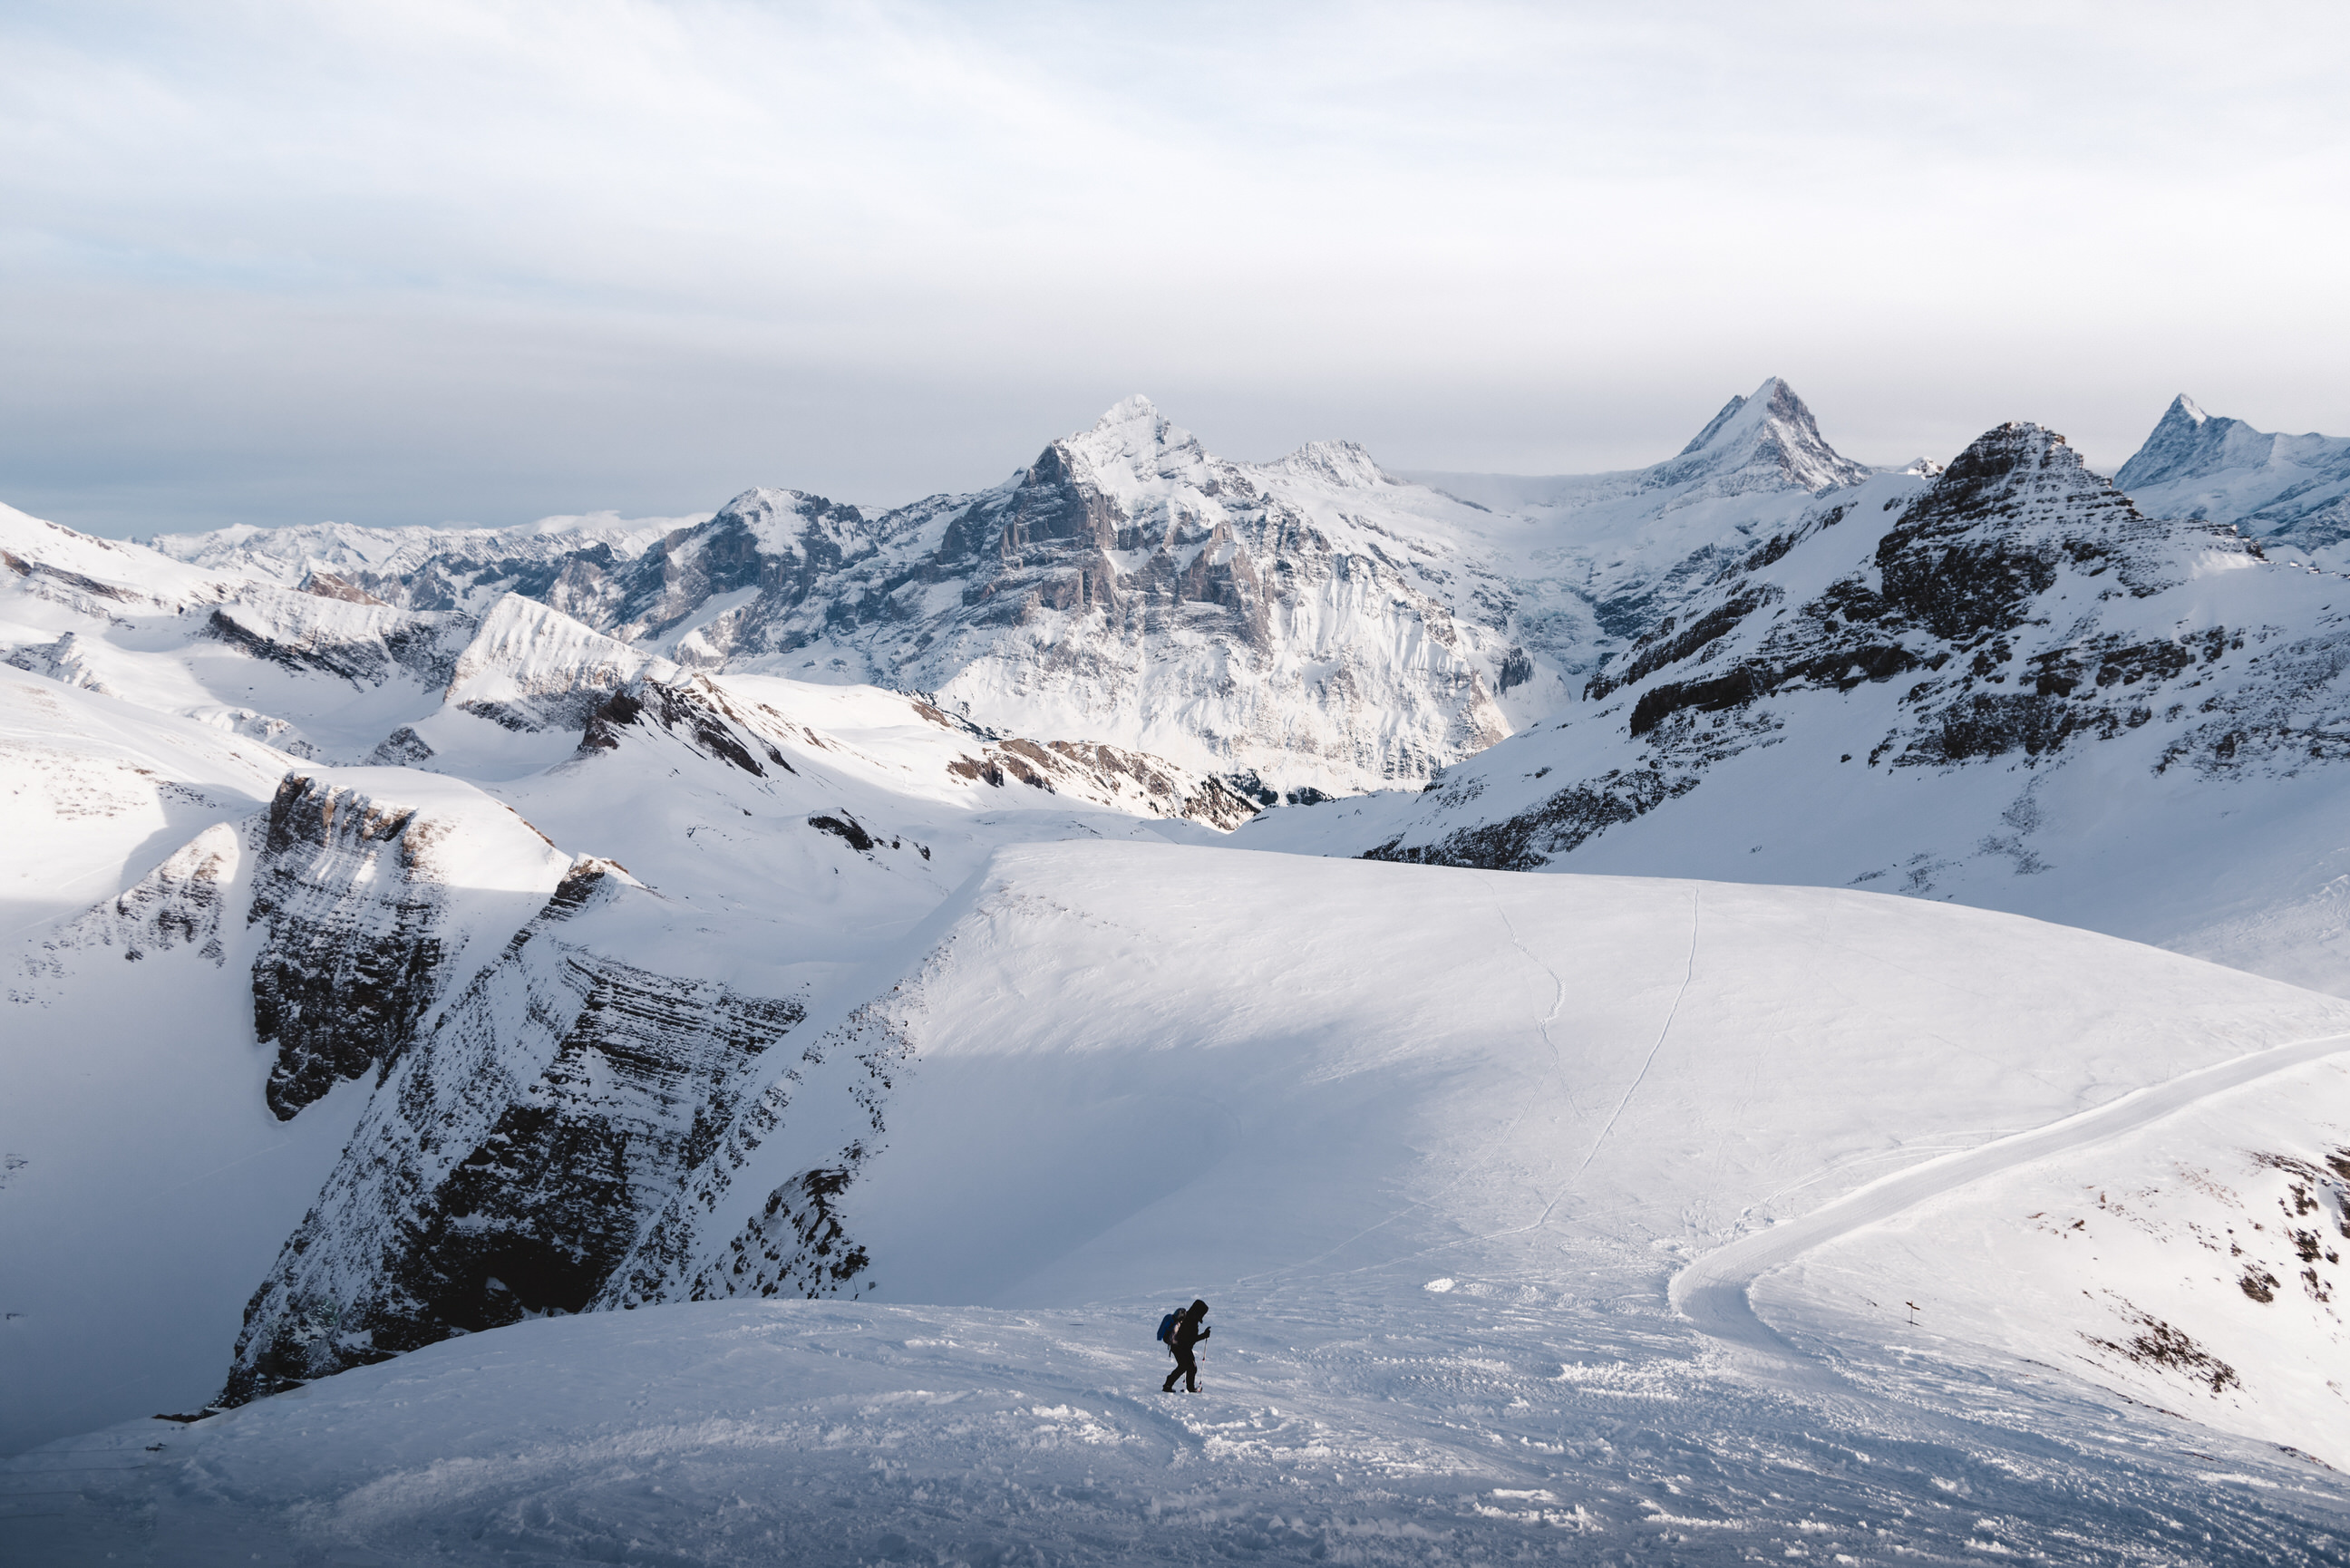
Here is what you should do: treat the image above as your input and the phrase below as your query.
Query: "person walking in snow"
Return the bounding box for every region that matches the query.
[1160,1298,1211,1393]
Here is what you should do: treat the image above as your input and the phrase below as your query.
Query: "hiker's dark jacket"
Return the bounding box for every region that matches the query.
[1170,1314,1210,1356]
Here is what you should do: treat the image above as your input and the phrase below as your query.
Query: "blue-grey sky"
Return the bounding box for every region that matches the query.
[5,0,2347,537]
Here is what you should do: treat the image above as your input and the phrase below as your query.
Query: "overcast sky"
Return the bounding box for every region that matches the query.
[5,0,2347,537]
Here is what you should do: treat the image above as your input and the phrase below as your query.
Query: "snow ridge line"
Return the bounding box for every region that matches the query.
[1572,887,1700,1187]
[1670,1030,2350,1360]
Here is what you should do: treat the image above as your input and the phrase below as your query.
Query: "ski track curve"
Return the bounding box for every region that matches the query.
[1672,1031,2350,1371]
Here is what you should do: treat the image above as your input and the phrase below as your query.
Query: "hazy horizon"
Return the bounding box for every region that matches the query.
[6,1,2346,538]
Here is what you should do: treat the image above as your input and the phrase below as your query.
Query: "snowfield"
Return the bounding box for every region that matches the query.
[15,1291,2350,1567]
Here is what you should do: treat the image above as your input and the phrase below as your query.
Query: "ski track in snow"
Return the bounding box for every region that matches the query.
[1672,1030,2350,1370]
[1476,874,1579,1120]
[1571,886,1699,1189]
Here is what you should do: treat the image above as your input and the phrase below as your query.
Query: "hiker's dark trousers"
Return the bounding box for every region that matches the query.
[1163,1350,1198,1392]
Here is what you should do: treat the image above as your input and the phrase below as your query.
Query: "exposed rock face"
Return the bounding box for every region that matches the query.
[246,772,572,1118]
[440,593,665,733]
[598,997,916,1313]
[126,384,1893,794]
[605,401,1504,791]
[15,821,249,986]
[200,593,471,691]
[223,859,809,1401]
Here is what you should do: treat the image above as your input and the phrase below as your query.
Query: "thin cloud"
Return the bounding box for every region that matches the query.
[4,0,2346,534]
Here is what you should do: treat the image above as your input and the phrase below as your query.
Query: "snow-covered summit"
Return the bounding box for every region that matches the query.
[1252,438,1396,490]
[110,384,1919,793]
[2114,393,2350,557]
[1415,376,1869,515]
[1662,375,1873,493]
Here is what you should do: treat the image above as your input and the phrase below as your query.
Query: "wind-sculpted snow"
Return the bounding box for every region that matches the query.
[1243,420,2350,992]
[225,858,810,1401]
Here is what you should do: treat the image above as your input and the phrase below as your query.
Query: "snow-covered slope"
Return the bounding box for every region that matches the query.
[22,382,2350,1560]
[1239,419,2350,993]
[1765,1046,2350,1473]
[608,843,2350,1319]
[2116,394,2350,564]
[14,846,2350,1563]
[0,668,297,931]
[1409,375,1881,638]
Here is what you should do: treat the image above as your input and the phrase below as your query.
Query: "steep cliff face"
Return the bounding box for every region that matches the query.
[224,859,811,1399]
[246,770,574,1118]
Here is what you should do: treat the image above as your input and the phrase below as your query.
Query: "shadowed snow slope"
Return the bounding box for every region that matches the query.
[597,847,2350,1428]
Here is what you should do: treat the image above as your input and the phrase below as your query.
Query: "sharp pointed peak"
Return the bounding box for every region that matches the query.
[2164,393,2209,426]
[1664,376,1867,491]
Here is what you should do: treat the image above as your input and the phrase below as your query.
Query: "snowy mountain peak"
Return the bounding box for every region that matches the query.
[2112,397,2350,555]
[1662,376,1870,495]
[704,487,868,561]
[2112,395,2248,492]
[1091,392,1161,431]
[1257,439,1393,490]
[1054,394,1207,491]
[1918,422,2152,552]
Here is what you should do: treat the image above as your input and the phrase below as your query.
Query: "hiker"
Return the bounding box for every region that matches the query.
[1160,1298,1210,1393]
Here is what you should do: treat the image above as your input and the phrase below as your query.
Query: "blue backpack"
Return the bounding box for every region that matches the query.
[1156,1309,1182,1355]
